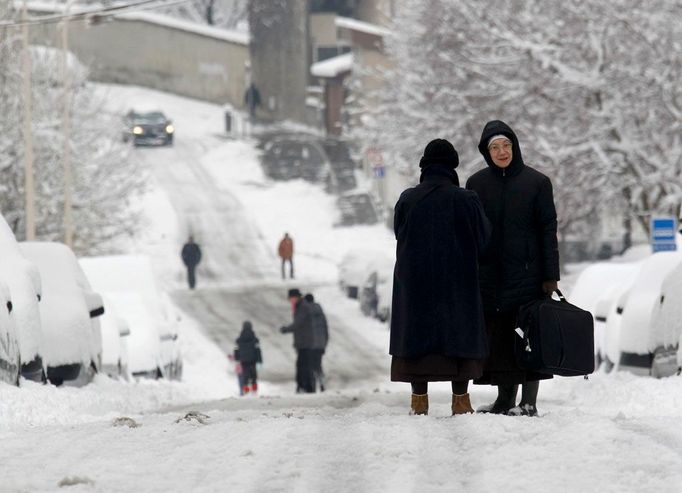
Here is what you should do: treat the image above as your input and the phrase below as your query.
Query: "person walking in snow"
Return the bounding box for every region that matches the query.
[244,82,261,120]
[278,233,294,280]
[466,120,560,417]
[181,236,202,289]
[390,138,491,416]
[305,293,329,392]
[234,321,262,395]
[280,288,316,393]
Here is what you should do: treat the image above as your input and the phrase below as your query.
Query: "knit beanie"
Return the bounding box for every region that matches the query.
[419,138,459,169]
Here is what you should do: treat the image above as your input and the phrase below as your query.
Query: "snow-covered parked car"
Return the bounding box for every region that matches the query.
[339,249,394,300]
[0,280,21,386]
[648,256,682,378]
[19,242,105,386]
[99,294,131,380]
[0,216,44,382]
[570,261,642,369]
[79,255,182,380]
[617,251,682,376]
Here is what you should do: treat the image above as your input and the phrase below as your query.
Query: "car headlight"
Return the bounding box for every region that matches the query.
[133,126,144,135]
[165,124,174,134]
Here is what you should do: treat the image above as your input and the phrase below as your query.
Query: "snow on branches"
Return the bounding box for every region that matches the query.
[355,0,682,240]
[0,36,145,255]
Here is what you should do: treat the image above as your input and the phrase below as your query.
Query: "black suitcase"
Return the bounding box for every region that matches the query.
[515,289,595,377]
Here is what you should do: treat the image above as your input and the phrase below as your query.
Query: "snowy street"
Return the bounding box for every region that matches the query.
[1,85,682,493]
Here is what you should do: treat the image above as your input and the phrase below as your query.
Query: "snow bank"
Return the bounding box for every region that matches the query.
[199,140,395,284]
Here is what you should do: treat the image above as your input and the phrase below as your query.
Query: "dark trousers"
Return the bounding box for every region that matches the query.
[186,265,197,289]
[296,349,315,393]
[241,362,257,386]
[311,349,325,391]
[281,258,294,279]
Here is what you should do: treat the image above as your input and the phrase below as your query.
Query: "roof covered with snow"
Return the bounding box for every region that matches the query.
[335,16,390,37]
[311,52,353,78]
[19,2,249,45]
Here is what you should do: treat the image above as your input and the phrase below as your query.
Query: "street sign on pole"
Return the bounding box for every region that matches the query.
[651,216,677,253]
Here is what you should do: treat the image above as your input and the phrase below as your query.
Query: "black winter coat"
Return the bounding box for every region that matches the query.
[181,242,202,267]
[465,120,560,312]
[281,299,316,350]
[309,302,329,351]
[235,322,262,364]
[389,167,492,359]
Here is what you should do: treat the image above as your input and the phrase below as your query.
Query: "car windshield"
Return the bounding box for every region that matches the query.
[132,112,167,124]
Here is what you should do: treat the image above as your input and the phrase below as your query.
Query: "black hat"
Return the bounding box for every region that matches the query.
[419,138,459,169]
[287,288,302,298]
[304,293,314,302]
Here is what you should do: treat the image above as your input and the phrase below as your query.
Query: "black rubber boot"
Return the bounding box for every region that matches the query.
[509,381,539,416]
[477,384,518,414]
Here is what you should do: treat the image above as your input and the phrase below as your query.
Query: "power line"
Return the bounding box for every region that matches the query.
[0,0,194,28]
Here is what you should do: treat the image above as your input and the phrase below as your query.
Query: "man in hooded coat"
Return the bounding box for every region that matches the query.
[390,138,491,416]
[466,120,560,416]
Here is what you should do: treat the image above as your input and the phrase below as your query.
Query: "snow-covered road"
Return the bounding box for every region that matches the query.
[2,85,682,493]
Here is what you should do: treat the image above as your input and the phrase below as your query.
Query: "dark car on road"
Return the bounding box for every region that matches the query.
[261,137,330,183]
[123,110,174,146]
[336,192,379,226]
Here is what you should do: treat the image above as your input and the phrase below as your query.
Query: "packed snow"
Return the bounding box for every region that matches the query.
[2,85,682,493]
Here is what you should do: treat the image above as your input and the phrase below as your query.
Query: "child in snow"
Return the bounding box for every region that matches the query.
[234,321,262,395]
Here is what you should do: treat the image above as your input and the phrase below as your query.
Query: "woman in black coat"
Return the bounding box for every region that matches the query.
[466,120,560,417]
[390,139,491,416]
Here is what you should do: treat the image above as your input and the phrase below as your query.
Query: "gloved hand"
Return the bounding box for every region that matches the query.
[542,280,558,294]
[279,326,287,334]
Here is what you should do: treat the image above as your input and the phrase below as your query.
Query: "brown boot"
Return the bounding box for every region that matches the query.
[410,394,428,415]
[452,393,474,415]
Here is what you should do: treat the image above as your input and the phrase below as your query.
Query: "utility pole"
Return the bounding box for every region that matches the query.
[61,2,74,248]
[21,0,36,241]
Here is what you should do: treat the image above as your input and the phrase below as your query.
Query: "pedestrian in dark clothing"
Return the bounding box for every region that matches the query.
[466,120,560,417]
[278,233,294,279]
[390,138,492,416]
[244,82,261,120]
[305,293,329,392]
[181,236,202,289]
[234,321,262,395]
[280,288,316,393]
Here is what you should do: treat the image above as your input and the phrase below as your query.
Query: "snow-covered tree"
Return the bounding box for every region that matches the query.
[0,35,146,254]
[161,0,248,29]
[355,0,682,242]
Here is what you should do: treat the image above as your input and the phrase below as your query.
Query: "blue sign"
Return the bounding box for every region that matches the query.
[651,217,677,253]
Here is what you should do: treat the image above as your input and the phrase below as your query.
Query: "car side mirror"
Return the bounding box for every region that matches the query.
[89,306,105,318]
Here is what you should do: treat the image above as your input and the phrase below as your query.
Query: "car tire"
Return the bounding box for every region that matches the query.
[15,357,21,387]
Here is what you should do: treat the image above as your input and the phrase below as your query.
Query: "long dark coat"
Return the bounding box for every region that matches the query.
[181,242,202,267]
[235,321,262,364]
[309,302,329,352]
[281,299,316,350]
[389,168,491,359]
[465,121,560,313]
